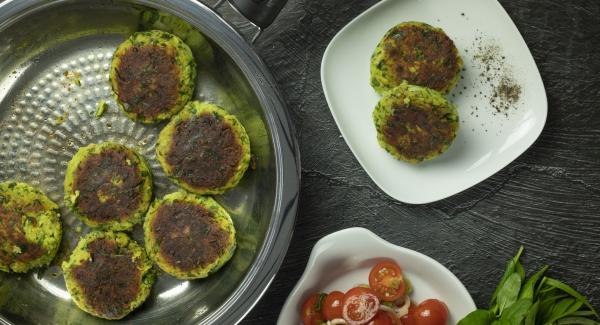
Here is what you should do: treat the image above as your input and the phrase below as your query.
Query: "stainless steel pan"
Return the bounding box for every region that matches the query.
[0,0,299,324]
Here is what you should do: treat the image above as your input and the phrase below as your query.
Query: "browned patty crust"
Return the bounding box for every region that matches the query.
[373,22,461,93]
[0,182,62,273]
[151,201,230,272]
[115,45,180,119]
[373,83,459,163]
[166,113,243,189]
[70,237,141,318]
[73,149,144,223]
[382,102,456,161]
[0,205,45,265]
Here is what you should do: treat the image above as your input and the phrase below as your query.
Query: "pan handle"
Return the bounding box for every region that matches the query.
[214,0,288,29]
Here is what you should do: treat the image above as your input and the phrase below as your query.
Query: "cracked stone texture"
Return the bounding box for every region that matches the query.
[235,0,600,323]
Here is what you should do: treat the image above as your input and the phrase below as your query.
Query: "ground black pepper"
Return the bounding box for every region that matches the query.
[473,41,522,116]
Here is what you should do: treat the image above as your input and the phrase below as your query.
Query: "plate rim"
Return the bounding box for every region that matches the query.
[320,0,548,204]
[277,227,477,324]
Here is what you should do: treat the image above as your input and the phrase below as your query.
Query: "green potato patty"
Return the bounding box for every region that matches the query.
[371,21,463,94]
[62,231,155,320]
[156,101,251,195]
[144,191,236,280]
[64,142,153,231]
[0,182,62,273]
[110,30,196,123]
[373,82,459,163]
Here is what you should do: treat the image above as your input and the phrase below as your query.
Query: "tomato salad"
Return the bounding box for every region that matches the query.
[301,260,449,325]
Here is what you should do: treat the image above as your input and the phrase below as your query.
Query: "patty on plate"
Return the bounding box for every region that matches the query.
[64,142,152,231]
[143,191,236,280]
[110,30,196,123]
[0,182,62,273]
[370,21,462,94]
[156,101,251,195]
[373,82,459,163]
[62,231,155,320]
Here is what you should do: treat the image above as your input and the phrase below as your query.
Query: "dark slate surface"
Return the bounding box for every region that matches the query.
[238,0,600,323]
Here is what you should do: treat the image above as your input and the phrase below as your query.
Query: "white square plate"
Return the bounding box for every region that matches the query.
[321,0,547,204]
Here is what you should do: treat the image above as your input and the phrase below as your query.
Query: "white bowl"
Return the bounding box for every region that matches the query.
[321,0,547,204]
[277,228,476,324]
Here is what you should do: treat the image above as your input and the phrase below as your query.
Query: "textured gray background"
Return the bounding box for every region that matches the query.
[239,0,600,323]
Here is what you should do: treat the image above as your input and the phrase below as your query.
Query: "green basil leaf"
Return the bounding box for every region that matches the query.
[315,293,327,312]
[515,261,525,281]
[519,265,548,300]
[538,288,566,302]
[405,276,413,295]
[497,273,522,313]
[498,298,532,325]
[571,311,600,317]
[543,277,600,319]
[538,293,570,323]
[490,246,524,312]
[525,301,539,325]
[555,316,600,325]
[457,309,494,325]
[546,298,584,324]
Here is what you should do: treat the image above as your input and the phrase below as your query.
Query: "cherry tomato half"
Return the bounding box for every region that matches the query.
[322,290,344,320]
[368,260,406,302]
[400,303,417,325]
[342,287,380,325]
[371,310,396,325]
[301,293,325,325]
[413,299,449,325]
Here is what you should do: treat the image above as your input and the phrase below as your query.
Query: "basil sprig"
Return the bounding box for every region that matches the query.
[458,247,599,325]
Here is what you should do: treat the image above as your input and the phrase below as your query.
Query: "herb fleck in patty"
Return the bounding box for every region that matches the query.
[371,22,462,94]
[373,83,459,163]
[64,142,152,231]
[110,30,196,123]
[144,192,236,279]
[0,182,62,273]
[62,231,155,320]
[156,101,251,195]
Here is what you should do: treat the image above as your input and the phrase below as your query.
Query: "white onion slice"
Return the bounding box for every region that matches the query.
[378,296,411,318]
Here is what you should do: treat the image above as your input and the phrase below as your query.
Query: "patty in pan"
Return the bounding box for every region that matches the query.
[373,82,459,163]
[64,142,152,231]
[110,30,196,123]
[144,191,236,280]
[370,22,462,94]
[156,101,251,195]
[0,182,62,273]
[62,231,155,320]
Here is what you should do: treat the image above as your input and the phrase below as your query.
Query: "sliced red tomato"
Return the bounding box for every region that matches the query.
[322,290,344,320]
[301,293,325,325]
[371,310,396,325]
[400,303,417,325]
[413,299,449,325]
[368,260,406,302]
[342,287,380,325]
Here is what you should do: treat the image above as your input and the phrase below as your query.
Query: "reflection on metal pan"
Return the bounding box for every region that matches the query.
[0,0,298,324]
